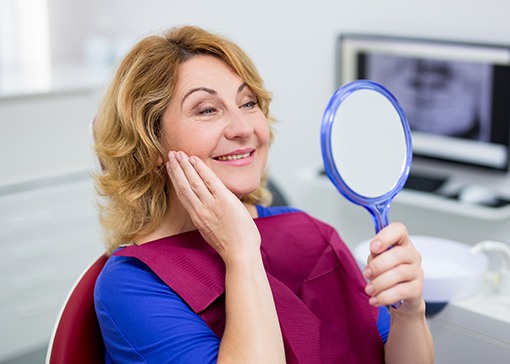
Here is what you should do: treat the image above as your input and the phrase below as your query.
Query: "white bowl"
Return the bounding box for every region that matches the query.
[354,235,489,302]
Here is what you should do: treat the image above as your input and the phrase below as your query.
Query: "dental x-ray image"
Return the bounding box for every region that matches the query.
[365,53,492,142]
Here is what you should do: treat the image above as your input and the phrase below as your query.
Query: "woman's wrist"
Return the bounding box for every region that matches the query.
[389,298,427,322]
[223,248,264,272]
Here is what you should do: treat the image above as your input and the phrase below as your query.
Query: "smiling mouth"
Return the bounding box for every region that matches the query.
[215,151,252,161]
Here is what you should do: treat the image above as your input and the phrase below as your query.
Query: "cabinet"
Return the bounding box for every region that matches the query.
[428,299,510,364]
[0,176,104,361]
[0,66,107,361]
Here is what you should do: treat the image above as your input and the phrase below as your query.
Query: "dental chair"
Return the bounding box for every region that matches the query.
[45,254,107,364]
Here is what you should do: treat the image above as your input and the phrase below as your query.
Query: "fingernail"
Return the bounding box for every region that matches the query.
[364,268,372,279]
[168,152,175,161]
[176,152,183,161]
[371,240,382,251]
[189,156,196,165]
[365,283,375,295]
[369,297,378,306]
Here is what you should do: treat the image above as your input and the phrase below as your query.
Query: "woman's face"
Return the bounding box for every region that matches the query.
[161,55,270,198]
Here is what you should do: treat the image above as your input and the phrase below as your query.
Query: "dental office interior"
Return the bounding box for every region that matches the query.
[2,0,510,362]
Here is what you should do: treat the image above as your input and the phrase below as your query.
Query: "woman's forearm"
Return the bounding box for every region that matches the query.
[384,303,434,364]
[217,254,285,364]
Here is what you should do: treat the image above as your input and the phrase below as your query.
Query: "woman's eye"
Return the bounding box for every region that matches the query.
[241,100,257,109]
[197,106,217,116]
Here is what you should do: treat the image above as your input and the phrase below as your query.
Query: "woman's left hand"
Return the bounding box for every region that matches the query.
[363,222,425,314]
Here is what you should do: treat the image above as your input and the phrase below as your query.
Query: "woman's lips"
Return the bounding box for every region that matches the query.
[214,149,255,165]
[215,151,251,161]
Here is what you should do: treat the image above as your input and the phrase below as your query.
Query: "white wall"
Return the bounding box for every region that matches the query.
[46,0,510,189]
[45,0,510,244]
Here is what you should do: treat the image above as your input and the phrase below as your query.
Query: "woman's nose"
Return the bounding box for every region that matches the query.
[224,110,255,139]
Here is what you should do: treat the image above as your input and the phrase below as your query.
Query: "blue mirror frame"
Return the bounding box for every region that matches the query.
[321,80,413,233]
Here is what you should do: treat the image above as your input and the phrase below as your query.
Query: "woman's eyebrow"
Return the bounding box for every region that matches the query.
[181,87,216,106]
[237,82,248,94]
[181,83,249,106]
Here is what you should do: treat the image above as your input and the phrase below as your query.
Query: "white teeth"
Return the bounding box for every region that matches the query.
[217,152,251,161]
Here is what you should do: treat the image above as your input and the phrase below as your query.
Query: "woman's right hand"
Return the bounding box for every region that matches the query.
[166,151,285,363]
[165,151,261,264]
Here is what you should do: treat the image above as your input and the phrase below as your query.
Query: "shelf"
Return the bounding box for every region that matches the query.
[395,189,510,220]
[299,165,510,221]
[0,63,112,100]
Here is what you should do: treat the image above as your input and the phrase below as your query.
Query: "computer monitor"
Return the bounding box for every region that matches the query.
[337,34,510,172]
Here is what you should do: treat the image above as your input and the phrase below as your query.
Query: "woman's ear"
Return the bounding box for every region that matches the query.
[157,154,164,166]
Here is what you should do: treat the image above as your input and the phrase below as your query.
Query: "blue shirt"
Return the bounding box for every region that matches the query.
[95,205,390,363]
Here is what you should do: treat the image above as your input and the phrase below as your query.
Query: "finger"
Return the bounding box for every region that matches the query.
[364,244,421,280]
[370,222,409,255]
[166,151,204,207]
[366,260,419,294]
[368,276,423,307]
[365,251,424,306]
[174,151,215,203]
[188,155,232,199]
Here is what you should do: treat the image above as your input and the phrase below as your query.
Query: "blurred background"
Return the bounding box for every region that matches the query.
[2,0,510,362]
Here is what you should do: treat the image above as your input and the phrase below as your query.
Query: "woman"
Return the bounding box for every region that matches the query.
[94,25,434,363]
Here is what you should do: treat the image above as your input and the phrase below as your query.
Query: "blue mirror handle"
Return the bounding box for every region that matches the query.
[368,202,391,234]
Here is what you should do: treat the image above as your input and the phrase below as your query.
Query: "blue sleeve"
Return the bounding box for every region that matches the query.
[94,255,220,363]
[377,306,391,344]
[256,204,301,217]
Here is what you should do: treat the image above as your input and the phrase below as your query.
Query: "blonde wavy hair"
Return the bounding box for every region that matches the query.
[94,26,274,254]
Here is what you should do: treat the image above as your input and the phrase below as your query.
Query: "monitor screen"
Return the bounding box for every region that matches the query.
[337,34,510,171]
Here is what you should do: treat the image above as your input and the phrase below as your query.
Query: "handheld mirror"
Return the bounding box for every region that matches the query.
[321,80,412,307]
[321,79,412,233]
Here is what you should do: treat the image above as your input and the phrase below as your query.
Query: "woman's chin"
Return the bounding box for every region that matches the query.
[227,183,259,199]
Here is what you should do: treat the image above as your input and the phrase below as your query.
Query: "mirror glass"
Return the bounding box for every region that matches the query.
[321,80,412,233]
